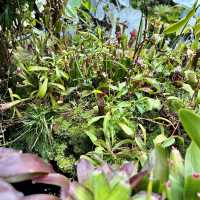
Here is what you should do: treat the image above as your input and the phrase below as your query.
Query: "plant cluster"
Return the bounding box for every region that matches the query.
[1,109,200,200]
[0,0,200,198]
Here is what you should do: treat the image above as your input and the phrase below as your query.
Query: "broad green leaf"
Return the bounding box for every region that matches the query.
[85,129,98,144]
[113,139,133,150]
[162,137,175,148]
[167,96,185,112]
[182,83,194,97]
[151,145,169,183]
[179,109,200,148]
[184,175,200,200]
[65,87,77,96]
[184,142,200,199]
[88,116,104,126]
[49,94,57,109]
[164,1,197,34]
[38,77,48,98]
[118,122,135,138]
[170,147,184,177]
[135,136,146,151]
[28,66,49,71]
[153,134,175,148]
[91,171,110,200]
[184,70,197,83]
[73,184,94,200]
[166,175,184,200]
[48,82,65,91]
[55,67,69,80]
[136,97,161,114]
[185,142,200,176]
[60,70,69,80]
[166,148,184,200]
[107,182,130,200]
[153,134,167,145]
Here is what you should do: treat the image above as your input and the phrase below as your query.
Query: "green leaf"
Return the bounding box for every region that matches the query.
[138,124,146,144]
[153,134,168,145]
[184,142,200,199]
[136,97,161,114]
[151,145,169,183]
[162,137,175,148]
[184,175,200,200]
[91,171,110,200]
[28,66,49,71]
[196,90,200,104]
[107,182,130,200]
[112,139,133,150]
[118,121,135,138]
[103,112,113,144]
[88,116,104,126]
[166,148,184,200]
[182,83,194,98]
[85,128,98,145]
[135,136,146,151]
[38,77,48,98]
[185,142,200,177]
[179,109,200,148]
[164,1,197,34]
[48,82,65,91]
[74,184,94,200]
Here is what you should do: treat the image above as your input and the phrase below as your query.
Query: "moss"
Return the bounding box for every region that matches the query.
[54,143,76,175]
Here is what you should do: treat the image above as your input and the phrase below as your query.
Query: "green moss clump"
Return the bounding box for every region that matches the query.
[54,143,76,175]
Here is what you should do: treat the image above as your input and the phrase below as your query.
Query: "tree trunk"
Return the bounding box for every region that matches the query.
[0,31,10,92]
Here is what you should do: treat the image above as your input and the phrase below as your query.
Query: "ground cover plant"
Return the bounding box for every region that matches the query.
[1,108,200,199]
[0,0,200,199]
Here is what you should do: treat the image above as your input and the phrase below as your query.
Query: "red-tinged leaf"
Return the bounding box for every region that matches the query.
[0,153,54,182]
[21,194,59,200]
[77,159,94,184]
[129,170,148,188]
[33,173,69,188]
[120,162,137,176]
[0,178,23,200]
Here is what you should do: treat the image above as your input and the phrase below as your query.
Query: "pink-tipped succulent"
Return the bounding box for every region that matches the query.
[0,147,67,200]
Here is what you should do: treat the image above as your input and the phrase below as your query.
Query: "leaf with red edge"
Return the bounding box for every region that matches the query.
[0,152,54,183]
[33,173,69,188]
[33,173,70,200]
[21,194,60,200]
[129,170,148,188]
[0,178,24,200]
[120,162,137,177]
